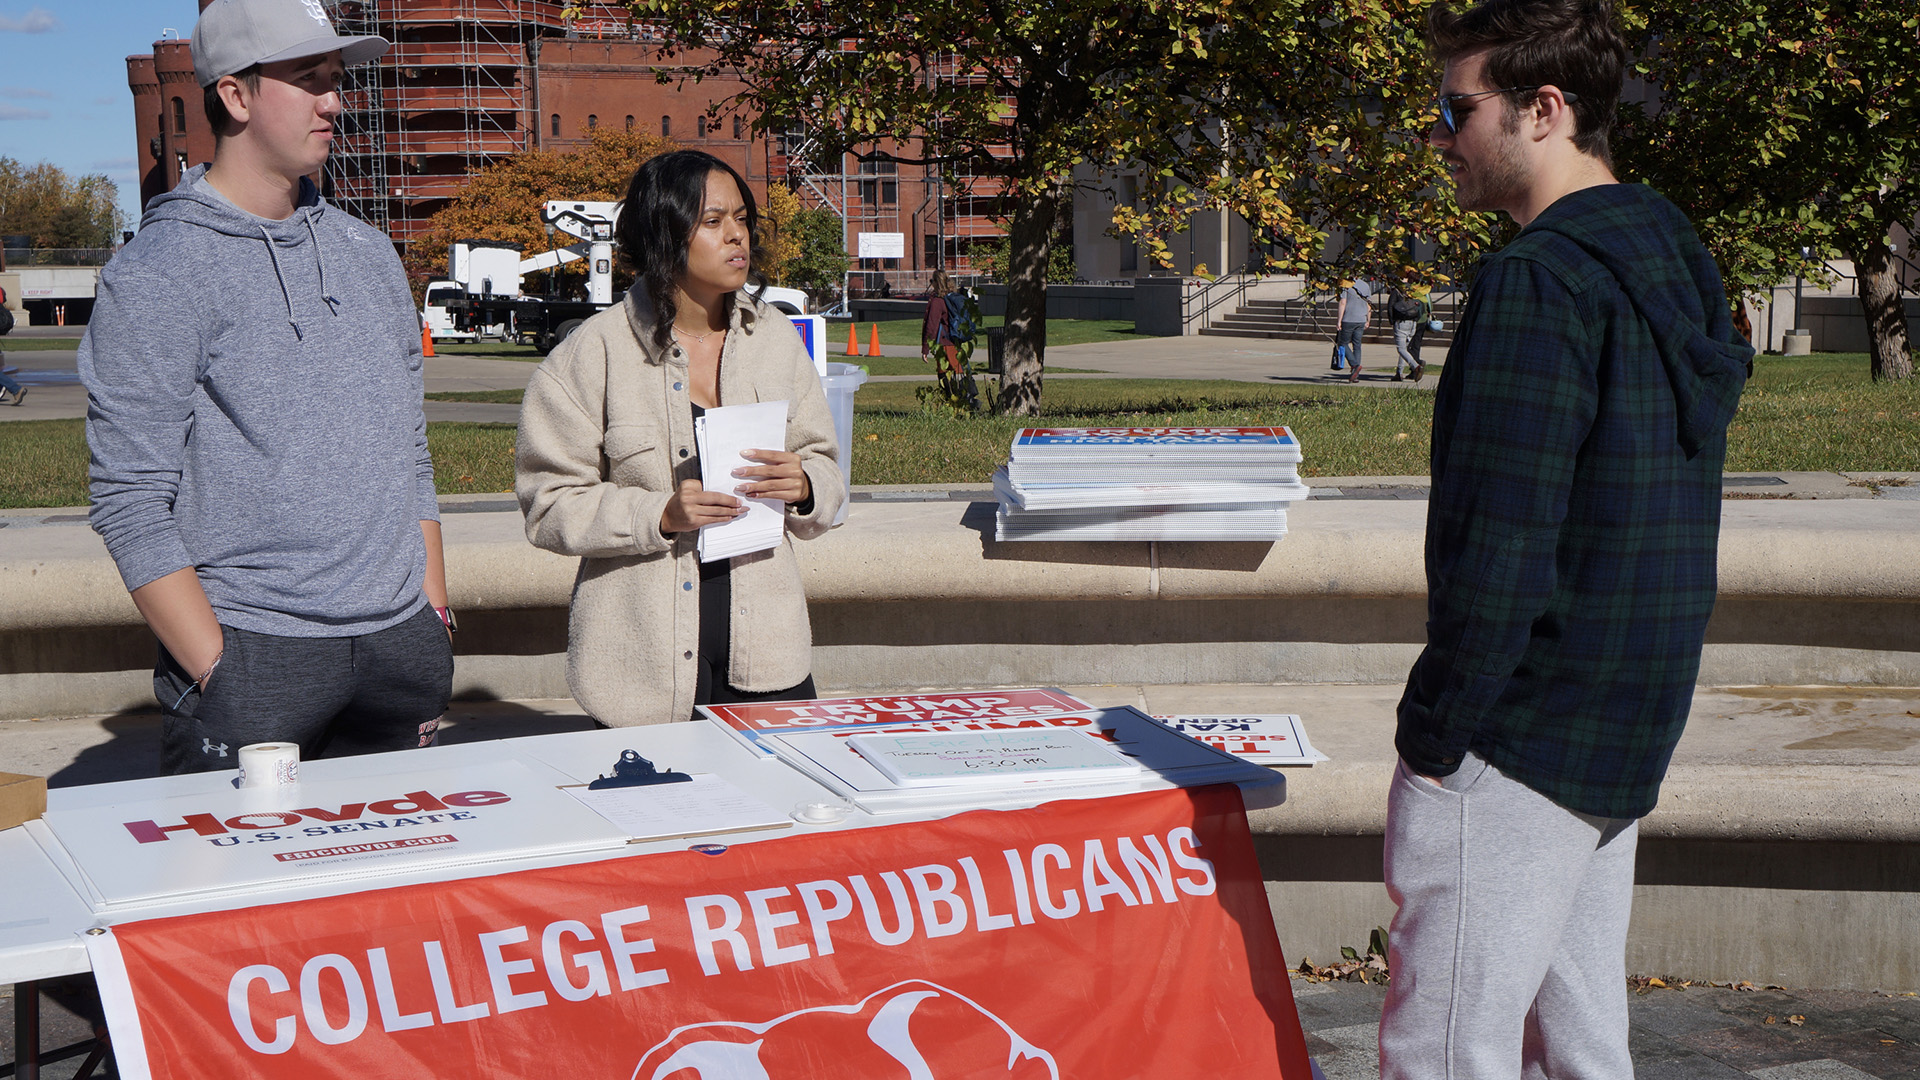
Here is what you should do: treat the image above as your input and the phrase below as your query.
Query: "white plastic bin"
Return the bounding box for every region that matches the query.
[819,361,869,524]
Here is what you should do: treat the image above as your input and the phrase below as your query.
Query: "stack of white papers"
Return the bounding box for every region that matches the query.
[756,705,1269,815]
[694,400,789,562]
[994,427,1307,542]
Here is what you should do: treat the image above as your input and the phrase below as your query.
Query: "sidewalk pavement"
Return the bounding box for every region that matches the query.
[8,970,1916,1080]
[1296,978,1920,1080]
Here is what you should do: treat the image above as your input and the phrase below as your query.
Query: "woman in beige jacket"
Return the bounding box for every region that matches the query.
[515,151,844,726]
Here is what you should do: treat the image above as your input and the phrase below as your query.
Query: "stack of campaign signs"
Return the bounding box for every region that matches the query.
[1149,714,1328,766]
[993,427,1308,541]
[699,689,1272,815]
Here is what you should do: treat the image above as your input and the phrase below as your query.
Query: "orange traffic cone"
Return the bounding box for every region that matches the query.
[420,322,436,358]
[845,323,859,356]
[866,323,882,357]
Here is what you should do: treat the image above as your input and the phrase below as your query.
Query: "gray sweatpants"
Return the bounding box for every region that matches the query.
[155,605,454,775]
[1378,753,1638,1080]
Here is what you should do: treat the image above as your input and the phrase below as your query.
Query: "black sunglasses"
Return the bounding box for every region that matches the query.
[1435,86,1580,133]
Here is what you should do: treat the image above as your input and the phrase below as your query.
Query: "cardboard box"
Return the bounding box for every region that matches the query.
[0,771,48,831]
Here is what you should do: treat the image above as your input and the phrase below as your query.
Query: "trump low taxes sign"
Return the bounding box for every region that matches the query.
[90,786,1311,1079]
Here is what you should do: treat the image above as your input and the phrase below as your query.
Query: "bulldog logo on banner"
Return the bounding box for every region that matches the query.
[89,786,1313,1080]
[635,980,1058,1079]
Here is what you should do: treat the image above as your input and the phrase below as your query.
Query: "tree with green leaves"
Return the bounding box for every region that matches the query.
[760,183,852,302]
[1108,0,1503,298]
[1613,0,1918,380]
[623,0,1482,414]
[0,158,126,251]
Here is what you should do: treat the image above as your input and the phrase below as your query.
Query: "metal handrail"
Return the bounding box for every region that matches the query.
[1808,255,1920,299]
[1182,273,1256,331]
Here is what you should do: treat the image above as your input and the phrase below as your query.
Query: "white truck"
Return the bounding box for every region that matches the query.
[440,200,807,353]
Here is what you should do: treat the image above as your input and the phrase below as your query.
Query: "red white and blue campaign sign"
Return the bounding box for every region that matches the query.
[90,785,1311,1079]
[1013,426,1300,448]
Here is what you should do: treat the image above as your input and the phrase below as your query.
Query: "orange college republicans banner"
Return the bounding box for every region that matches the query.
[89,785,1312,1079]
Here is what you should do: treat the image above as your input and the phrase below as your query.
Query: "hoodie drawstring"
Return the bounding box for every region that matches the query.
[260,219,344,339]
[260,225,303,341]
[307,216,341,315]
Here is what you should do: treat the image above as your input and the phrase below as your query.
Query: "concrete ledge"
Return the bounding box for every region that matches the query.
[4,498,1920,721]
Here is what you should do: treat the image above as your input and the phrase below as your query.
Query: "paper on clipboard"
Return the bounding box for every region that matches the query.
[694,399,789,562]
[562,773,793,841]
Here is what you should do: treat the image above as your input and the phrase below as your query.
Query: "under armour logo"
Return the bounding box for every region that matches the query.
[202,738,230,758]
[301,0,331,27]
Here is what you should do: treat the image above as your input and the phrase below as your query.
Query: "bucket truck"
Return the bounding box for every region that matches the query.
[440,200,808,354]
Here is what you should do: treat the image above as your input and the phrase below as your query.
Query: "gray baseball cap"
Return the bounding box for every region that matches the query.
[192,0,390,87]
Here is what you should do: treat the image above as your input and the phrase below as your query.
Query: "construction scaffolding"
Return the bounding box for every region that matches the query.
[322,1,633,245]
[768,49,1014,301]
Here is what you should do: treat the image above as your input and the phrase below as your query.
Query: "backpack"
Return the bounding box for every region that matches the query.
[942,291,978,344]
[1389,293,1424,322]
[0,305,13,336]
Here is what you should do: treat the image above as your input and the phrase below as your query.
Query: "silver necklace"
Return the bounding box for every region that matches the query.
[672,324,720,344]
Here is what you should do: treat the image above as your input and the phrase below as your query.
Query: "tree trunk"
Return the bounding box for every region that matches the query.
[997,185,1058,417]
[1856,242,1914,381]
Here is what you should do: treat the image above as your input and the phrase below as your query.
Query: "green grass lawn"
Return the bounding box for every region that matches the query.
[432,341,545,360]
[6,352,1915,508]
[1725,352,1920,472]
[1,339,83,351]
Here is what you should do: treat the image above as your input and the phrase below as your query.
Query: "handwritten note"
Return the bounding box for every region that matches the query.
[847,730,1142,788]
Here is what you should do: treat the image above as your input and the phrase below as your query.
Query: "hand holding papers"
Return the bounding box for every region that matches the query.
[694,399,789,562]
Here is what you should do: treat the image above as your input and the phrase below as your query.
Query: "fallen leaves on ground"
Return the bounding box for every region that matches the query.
[1295,953,1391,985]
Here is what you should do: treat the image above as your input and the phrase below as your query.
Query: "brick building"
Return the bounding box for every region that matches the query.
[127,1,1003,288]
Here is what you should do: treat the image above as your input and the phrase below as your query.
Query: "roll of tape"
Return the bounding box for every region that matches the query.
[237,742,299,788]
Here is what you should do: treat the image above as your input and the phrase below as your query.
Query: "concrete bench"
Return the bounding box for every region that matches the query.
[4,496,1917,989]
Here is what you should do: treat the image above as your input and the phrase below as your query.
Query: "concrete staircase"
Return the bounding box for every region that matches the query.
[1200,297,1456,348]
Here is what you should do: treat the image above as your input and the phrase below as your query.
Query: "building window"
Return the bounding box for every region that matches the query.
[625,115,634,131]
[662,115,671,137]
[175,151,188,179]
[881,180,897,204]
[551,113,560,137]
[588,114,598,129]
[697,117,706,138]
[171,97,187,135]
[733,116,744,139]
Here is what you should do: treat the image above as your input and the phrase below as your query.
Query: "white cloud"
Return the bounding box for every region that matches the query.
[3,86,53,99]
[0,103,50,120]
[0,8,59,32]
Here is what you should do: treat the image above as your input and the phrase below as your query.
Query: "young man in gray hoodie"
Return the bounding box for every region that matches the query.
[80,0,455,775]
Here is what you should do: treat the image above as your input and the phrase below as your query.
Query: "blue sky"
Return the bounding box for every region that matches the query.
[0,2,201,231]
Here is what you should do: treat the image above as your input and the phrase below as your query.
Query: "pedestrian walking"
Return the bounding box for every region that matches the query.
[1387,283,1429,382]
[1380,0,1753,1077]
[80,0,453,776]
[0,285,22,405]
[1334,278,1373,382]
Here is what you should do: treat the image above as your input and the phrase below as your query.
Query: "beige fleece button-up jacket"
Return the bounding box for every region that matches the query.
[515,288,844,727]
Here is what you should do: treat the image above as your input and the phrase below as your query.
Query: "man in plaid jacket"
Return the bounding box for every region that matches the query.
[1380,0,1754,1076]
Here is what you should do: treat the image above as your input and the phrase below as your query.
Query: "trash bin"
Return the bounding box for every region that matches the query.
[819,361,869,524]
[985,327,1007,375]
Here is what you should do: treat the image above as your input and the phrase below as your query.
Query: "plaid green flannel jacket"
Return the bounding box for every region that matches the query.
[1395,183,1754,819]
